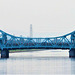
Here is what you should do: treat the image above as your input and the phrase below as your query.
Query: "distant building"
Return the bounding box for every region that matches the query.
[30,24,33,38]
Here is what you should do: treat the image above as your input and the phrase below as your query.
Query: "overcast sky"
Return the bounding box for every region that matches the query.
[0,0,75,37]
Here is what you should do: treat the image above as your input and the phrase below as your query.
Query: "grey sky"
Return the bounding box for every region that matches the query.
[0,0,75,37]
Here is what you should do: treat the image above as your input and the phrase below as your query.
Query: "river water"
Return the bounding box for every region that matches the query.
[0,49,75,75]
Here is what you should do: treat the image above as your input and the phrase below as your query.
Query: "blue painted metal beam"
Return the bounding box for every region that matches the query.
[0,30,75,50]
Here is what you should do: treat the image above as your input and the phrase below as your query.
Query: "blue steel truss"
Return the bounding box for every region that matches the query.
[0,30,75,50]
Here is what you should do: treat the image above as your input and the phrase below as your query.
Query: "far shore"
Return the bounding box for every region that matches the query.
[0,49,64,54]
[0,49,48,54]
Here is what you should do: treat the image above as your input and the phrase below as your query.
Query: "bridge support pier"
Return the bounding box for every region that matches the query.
[1,49,9,58]
[69,49,75,58]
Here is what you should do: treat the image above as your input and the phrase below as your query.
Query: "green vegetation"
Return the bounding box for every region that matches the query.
[9,49,27,53]
[0,49,29,53]
[9,49,41,53]
[0,49,43,53]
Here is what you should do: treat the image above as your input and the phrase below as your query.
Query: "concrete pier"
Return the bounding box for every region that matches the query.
[1,49,9,58]
[69,49,75,58]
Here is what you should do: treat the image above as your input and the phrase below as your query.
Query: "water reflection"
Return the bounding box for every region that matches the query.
[0,49,75,74]
[70,58,75,74]
[0,59,7,74]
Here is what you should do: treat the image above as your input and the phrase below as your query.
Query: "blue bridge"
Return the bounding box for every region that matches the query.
[0,30,75,58]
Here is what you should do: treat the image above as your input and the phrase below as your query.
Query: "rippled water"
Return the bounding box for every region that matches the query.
[0,49,75,75]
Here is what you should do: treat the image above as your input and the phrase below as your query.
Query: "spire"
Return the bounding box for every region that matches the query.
[30,24,33,38]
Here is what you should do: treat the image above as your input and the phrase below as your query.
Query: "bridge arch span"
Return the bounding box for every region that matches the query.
[0,30,75,58]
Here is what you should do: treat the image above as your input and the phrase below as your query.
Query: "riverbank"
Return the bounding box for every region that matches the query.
[9,49,41,53]
[0,49,46,54]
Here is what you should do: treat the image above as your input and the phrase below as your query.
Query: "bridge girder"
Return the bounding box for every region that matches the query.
[0,30,75,50]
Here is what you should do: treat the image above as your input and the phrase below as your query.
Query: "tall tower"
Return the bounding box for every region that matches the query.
[30,24,33,38]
